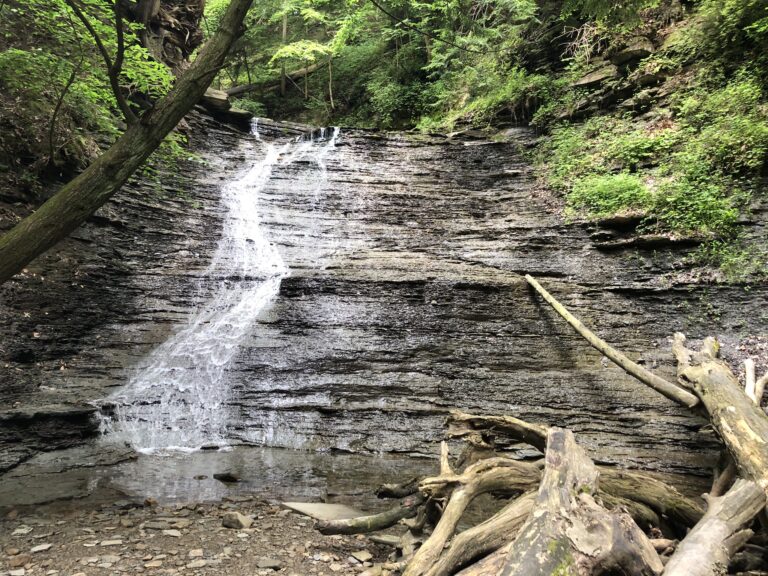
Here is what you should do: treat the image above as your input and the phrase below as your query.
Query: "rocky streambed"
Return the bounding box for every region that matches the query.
[1,114,767,501]
[0,494,394,576]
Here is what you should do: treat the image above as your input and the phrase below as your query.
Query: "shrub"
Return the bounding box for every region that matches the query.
[568,173,651,215]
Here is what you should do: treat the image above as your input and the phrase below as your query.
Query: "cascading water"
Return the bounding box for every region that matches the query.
[100,121,339,452]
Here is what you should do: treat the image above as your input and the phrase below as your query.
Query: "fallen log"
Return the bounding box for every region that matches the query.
[404,458,540,576]
[315,493,425,535]
[226,61,325,97]
[524,274,699,408]
[499,428,663,575]
[424,493,536,576]
[664,479,766,576]
[672,333,768,492]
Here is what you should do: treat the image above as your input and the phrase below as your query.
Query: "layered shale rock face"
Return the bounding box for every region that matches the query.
[1,117,765,473]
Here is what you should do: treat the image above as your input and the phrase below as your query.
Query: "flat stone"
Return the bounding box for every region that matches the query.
[572,64,619,87]
[162,529,182,538]
[143,521,169,530]
[256,558,283,570]
[144,560,163,568]
[188,549,203,558]
[281,502,364,521]
[352,550,373,562]
[31,543,52,553]
[9,569,26,576]
[221,512,252,529]
[187,559,207,568]
[99,540,123,546]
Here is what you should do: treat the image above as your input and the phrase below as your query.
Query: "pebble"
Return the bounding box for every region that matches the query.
[352,550,373,562]
[9,553,32,568]
[186,559,207,568]
[256,557,283,570]
[221,512,253,529]
[162,529,182,538]
[188,549,204,558]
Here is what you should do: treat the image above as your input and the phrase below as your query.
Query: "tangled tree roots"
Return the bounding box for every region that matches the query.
[311,275,768,576]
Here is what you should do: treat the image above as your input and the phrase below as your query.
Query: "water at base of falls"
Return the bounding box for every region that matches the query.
[99,122,339,453]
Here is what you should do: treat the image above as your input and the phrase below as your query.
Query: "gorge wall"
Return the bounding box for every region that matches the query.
[1,115,766,475]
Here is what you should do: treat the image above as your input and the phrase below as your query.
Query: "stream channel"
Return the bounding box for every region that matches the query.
[1,116,766,509]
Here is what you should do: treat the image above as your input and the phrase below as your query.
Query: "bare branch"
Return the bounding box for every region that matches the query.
[63,0,138,124]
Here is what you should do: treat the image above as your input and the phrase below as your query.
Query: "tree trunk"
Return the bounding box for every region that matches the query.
[664,479,766,576]
[672,333,768,491]
[0,0,254,285]
[500,428,663,576]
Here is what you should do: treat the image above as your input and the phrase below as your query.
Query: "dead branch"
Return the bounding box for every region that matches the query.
[315,493,425,535]
[447,410,548,452]
[424,492,536,576]
[404,458,540,576]
[664,479,766,576]
[524,274,699,408]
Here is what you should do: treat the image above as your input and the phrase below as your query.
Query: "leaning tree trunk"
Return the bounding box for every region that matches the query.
[0,0,254,285]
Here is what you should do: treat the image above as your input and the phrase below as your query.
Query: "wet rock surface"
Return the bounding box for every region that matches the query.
[1,116,766,478]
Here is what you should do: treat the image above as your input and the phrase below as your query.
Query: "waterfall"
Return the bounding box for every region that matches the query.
[100,122,339,452]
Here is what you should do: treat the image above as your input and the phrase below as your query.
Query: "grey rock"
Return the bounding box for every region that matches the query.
[572,64,619,87]
[199,88,231,112]
[221,512,252,529]
[256,558,283,570]
[610,36,655,65]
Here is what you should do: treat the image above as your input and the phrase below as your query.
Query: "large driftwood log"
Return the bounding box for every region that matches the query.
[500,428,663,576]
[424,493,536,576]
[315,494,425,535]
[403,458,540,576]
[664,479,766,576]
[447,410,704,528]
[672,334,768,492]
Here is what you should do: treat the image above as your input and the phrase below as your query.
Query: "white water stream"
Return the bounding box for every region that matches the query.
[101,122,339,452]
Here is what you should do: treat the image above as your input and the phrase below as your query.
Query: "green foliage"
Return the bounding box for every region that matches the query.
[231,98,267,116]
[568,173,650,215]
[695,238,768,282]
[0,0,175,177]
[673,75,768,174]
